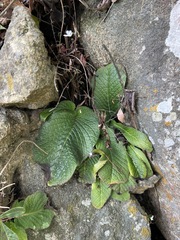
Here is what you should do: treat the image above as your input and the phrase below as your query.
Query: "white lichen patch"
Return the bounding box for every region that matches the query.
[157,97,173,113]
[139,45,146,55]
[165,112,177,122]
[152,112,162,122]
[81,198,91,207]
[100,217,110,225]
[104,230,110,237]
[165,0,180,58]
[45,233,57,240]
[134,221,143,232]
[164,138,175,148]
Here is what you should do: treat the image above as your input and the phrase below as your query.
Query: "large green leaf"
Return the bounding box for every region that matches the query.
[14,192,55,230]
[5,222,27,240]
[93,63,126,120]
[110,120,153,152]
[34,100,100,186]
[0,221,19,240]
[91,179,111,209]
[0,207,25,220]
[97,128,129,184]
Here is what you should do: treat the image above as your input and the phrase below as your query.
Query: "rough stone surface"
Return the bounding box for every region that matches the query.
[0,108,40,207]
[17,160,151,240]
[80,1,180,239]
[0,6,58,109]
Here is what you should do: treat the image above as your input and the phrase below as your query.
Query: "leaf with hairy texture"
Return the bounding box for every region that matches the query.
[0,208,25,220]
[110,120,153,152]
[91,179,111,209]
[0,221,19,240]
[14,192,54,230]
[34,100,100,186]
[97,128,129,184]
[93,63,126,120]
[127,145,153,178]
[5,222,27,240]
[78,155,99,183]
[127,145,147,179]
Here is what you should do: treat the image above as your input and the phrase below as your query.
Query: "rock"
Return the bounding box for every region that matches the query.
[80,1,180,239]
[17,160,151,240]
[0,108,29,158]
[0,6,58,109]
[0,107,41,207]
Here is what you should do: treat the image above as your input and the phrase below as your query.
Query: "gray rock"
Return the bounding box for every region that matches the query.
[17,159,151,240]
[0,6,58,109]
[0,107,41,207]
[80,0,180,239]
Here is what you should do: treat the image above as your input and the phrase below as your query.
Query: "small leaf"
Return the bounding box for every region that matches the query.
[11,200,24,208]
[0,207,25,220]
[128,145,153,178]
[5,222,27,240]
[127,145,147,178]
[0,25,6,30]
[91,179,111,209]
[97,128,129,184]
[111,191,130,202]
[110,120,153,152]
[14,192,55,230]
[94,63,126,120]
[0,221,19,240]
[34,100,100,186]
[127,157,139,178]
[40,108,52,121]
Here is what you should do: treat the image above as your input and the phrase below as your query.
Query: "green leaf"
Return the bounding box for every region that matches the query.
[5,222,27,240]
[0,25,6,30]
[14,192,55,230]
[127,157,139,178]
[11,200,24,208]
[78,155,99,183]
[110,120,153,152]
[0,221,19,240]
[127,145,147,178]
[93,63,126,120]
[97,128,129,184]
[40,101,75,122]
[111,191,130,202]
[40,108,52,121]
[127,145,153,178]
[112,176,137,193]
[0,207,25,220]
[34,100,100,186]
[91,179,111,209]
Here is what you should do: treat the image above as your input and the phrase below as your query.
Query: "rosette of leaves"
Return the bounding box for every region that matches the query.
[0,192,55,240]
[33,63,154,209]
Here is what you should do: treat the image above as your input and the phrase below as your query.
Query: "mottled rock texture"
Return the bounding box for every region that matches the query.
[0,6,58,109]
[17,162,151,240]
[80,1,180,239]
